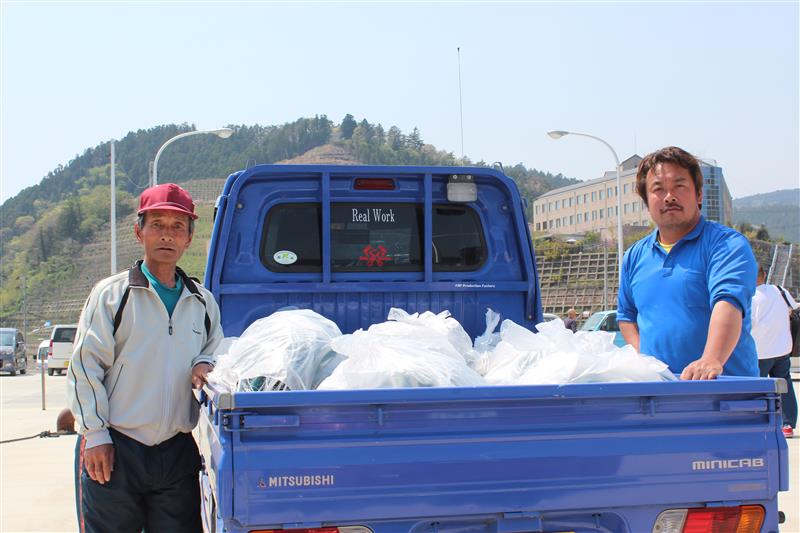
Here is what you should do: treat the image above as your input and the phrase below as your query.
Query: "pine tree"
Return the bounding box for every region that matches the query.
[340,114,357,140]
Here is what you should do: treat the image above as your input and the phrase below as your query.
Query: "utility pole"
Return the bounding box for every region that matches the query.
[21,274,27,335]
[602,239,608,310]
[110,140,117,274]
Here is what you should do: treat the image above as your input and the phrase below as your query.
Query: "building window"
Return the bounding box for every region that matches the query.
[615,186,618,196]
[624,183,629,194]
[577,213,583,223]
[556,219,561,228]
[584,193,588,203]
[599,209,604,219]
[535,205,539,215]
[549,202,553,212]
[607,187,612,197]
[561,199,566,209]
[623,203,629,214]
[576,195,580,205]
[592,191,597,201]
[536,222,541,231]
[607,207,612,217]
[569,215,574,225]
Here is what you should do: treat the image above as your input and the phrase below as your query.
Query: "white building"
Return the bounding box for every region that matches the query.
[532,155,732,238]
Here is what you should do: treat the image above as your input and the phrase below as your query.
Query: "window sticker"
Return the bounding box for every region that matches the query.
[273,250,298,265]
[359,245,393,267]
[351,208,397,223]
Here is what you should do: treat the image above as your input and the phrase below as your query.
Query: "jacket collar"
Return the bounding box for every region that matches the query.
[129,260,205,304]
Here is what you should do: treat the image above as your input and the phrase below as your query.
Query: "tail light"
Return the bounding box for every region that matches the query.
[251,527,373,533]
[653,505,765,533]
[48,339,53,359]
[353,178,395,190]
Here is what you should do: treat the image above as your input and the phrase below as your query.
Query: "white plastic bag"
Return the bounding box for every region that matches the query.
[317,329,486,390]
[474,308,502,353]
[366,308,476,362]
[484,318,676,385]
[208,309,342,392]
[471,308,502,376]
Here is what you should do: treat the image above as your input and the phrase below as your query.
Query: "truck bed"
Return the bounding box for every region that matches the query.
[196,377,788,533]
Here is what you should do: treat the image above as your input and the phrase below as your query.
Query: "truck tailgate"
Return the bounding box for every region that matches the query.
[198,378,787,528]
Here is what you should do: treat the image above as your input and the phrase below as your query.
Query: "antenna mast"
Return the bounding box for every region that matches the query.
[457,47,465,162]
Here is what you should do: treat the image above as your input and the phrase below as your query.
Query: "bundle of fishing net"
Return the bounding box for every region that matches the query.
[483,317,676,385]
[208,309,344,392]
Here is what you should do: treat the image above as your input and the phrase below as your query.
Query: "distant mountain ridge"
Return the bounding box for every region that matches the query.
[734,188,799,208]
[733,188,799,243]
[0,115,579,324]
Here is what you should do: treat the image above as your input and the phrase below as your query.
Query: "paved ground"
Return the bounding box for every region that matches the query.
[1,369,798,532]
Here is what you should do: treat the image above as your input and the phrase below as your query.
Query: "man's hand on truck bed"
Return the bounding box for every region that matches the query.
[84,444,114,484]
[192,363,214,389]
[680,357,724,380]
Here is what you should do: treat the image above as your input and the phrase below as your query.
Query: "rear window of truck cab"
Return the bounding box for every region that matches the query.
[261,203,486,272]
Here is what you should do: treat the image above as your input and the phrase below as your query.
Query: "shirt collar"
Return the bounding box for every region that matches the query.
[649,215,706,250]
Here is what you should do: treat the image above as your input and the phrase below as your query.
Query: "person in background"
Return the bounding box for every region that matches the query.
[67,183,224,532]
[617,146,758,380]
[563,309,578,332]
[752,264,798,438]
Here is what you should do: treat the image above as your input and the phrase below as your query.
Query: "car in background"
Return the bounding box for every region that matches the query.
[542,313,559,322]
[36,340,50,371]
[47,324,77,376]
[580,310,626,347]
[0,327,27,375]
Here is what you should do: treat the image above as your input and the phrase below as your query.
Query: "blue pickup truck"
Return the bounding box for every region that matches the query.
[197,165,789,533]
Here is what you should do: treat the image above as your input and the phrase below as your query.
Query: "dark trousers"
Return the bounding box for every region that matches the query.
[759,354,798,428]
[77,428,202,533]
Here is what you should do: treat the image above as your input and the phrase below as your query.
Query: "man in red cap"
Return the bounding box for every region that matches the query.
[67,183,223,532]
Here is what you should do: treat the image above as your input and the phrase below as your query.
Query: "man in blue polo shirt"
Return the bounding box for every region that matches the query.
[617,146,758,380]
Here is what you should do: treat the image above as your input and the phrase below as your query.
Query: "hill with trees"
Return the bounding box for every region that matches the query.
[0,115,578,325]
[733,188,799,243]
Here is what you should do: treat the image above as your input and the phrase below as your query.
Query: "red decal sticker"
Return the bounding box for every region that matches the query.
[359,245,393,267]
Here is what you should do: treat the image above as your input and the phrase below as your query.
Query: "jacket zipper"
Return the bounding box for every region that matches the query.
[169,317,173,336]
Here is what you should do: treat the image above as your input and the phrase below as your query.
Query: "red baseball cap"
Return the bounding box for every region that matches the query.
[138,183,198,220]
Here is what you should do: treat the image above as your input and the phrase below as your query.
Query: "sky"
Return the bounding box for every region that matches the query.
[1,1,798,203]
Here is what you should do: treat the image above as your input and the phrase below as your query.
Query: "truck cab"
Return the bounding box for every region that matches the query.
[205,165,542,337]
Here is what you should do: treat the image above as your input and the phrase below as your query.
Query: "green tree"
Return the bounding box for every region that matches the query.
[755,225,770,241]
[340,114,357,140]
[407,127,423,150]
[387,126,404,150]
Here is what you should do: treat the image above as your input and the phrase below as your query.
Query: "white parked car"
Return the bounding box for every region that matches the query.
[47,324,77,376]
[36,340,49,370]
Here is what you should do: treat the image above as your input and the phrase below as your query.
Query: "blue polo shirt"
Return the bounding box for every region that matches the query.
[617,216,758,376]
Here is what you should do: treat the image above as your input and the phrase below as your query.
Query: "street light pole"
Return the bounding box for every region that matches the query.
[110,140,117,274]
[547,130,624,273]
[151,128,234,187]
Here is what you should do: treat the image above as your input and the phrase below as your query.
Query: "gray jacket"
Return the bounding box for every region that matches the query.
[67,262,223,449]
